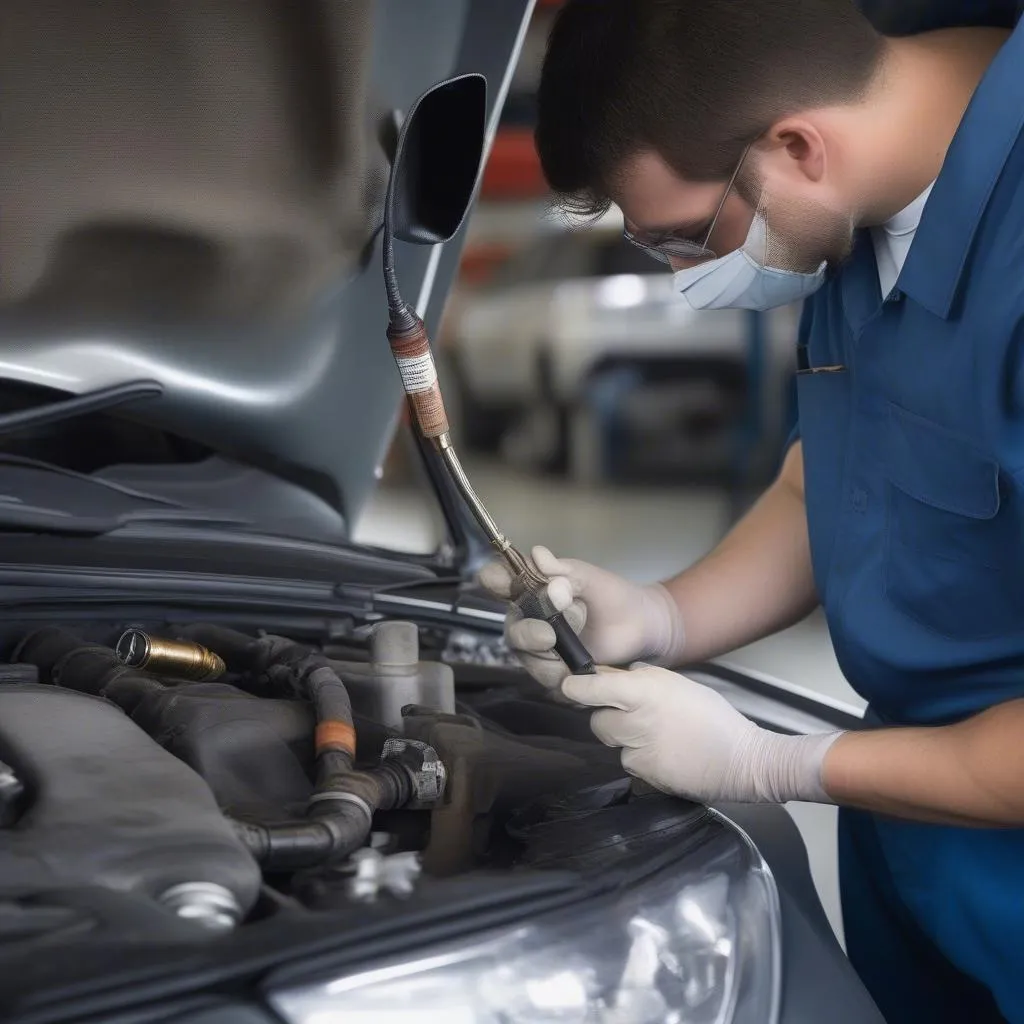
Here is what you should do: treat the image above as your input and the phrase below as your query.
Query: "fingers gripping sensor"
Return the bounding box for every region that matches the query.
[515,587,595,677]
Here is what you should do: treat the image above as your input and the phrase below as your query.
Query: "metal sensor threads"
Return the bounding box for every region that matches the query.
[158,882,242,932]
[115,629,226,681]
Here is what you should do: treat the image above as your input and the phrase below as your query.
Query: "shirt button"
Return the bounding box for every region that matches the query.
[853,487,868,512]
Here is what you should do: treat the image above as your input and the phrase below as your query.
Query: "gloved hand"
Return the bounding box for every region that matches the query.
[562,663,842,804]
[478,545,685,690]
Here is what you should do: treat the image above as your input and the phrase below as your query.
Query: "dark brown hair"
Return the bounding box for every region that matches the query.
[535,0,885,216]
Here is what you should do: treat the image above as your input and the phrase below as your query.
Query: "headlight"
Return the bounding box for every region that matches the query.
[271,811,780,1024]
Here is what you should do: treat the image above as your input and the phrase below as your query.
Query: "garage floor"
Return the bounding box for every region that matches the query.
[355,459,865,944]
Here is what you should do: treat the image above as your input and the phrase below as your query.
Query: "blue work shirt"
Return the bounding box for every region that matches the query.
[796,10,1024,1018]
[799,17,1024,725]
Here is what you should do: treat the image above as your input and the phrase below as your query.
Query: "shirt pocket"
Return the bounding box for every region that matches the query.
[884,403,1024,640]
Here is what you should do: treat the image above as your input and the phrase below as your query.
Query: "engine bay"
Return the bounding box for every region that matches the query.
[0,614,635,939]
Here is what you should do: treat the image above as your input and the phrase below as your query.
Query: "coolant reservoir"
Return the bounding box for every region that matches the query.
[345,621,455,732]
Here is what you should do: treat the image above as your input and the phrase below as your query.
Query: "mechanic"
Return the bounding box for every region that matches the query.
[480,1,1024,1021]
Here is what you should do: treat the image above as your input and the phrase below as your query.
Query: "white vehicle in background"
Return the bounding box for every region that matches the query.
[446,210,799,483]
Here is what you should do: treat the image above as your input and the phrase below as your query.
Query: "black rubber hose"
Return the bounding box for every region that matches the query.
[176,628,357,747]
[230,819,335,872]
[55,647,166,713]
[180,628,358,771]
[182,626,417,870]
[175,624,263,673]
[13,627,84,678]
[16,628,165,713]
[231,762,412,871]
[260,639,354,721]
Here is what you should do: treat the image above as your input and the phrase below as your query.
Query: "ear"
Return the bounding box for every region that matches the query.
[755,117,828,189]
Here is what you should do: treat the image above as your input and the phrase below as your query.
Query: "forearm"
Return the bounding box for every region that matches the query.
[824,699,1024,827]
[660,443,818,664]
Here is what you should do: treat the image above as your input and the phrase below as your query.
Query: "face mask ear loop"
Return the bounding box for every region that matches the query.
[700,144,752,254]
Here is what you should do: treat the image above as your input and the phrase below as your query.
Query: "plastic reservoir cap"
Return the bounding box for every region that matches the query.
[371,621,419,668]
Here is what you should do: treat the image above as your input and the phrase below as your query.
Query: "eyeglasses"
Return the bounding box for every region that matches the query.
[623,146,750,265]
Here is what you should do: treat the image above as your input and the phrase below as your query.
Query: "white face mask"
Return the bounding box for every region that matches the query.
[673,212,827,312]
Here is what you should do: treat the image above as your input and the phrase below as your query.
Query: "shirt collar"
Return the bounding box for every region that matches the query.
[884,181,935,238]
[898,18,1024,319]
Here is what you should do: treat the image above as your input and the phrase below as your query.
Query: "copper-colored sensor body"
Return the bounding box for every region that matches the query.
[116,629,226,681]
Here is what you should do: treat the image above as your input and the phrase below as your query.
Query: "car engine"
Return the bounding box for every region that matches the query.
[0,616,626,931]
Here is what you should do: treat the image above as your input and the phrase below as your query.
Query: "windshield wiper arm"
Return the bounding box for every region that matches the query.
[0,380,163,437]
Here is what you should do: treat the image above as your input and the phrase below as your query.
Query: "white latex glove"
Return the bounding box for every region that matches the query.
[478,545,685,690]
[562,664,842,804]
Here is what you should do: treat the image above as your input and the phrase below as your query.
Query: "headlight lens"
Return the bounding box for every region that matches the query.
[271,812,780,1024]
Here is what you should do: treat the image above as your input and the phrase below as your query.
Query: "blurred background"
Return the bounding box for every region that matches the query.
[352,0,862,938]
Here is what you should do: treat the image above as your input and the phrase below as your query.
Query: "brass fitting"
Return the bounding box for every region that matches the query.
[115,629,226,681]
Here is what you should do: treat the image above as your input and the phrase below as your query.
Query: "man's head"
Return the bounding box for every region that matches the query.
[535,0,887,272]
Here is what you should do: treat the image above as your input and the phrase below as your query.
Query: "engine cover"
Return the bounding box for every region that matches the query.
[129,683,316,817]
[0,685,261,919]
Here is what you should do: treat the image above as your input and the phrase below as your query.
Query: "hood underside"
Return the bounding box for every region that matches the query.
[0,0,533,531]
[4,0,1004,540]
